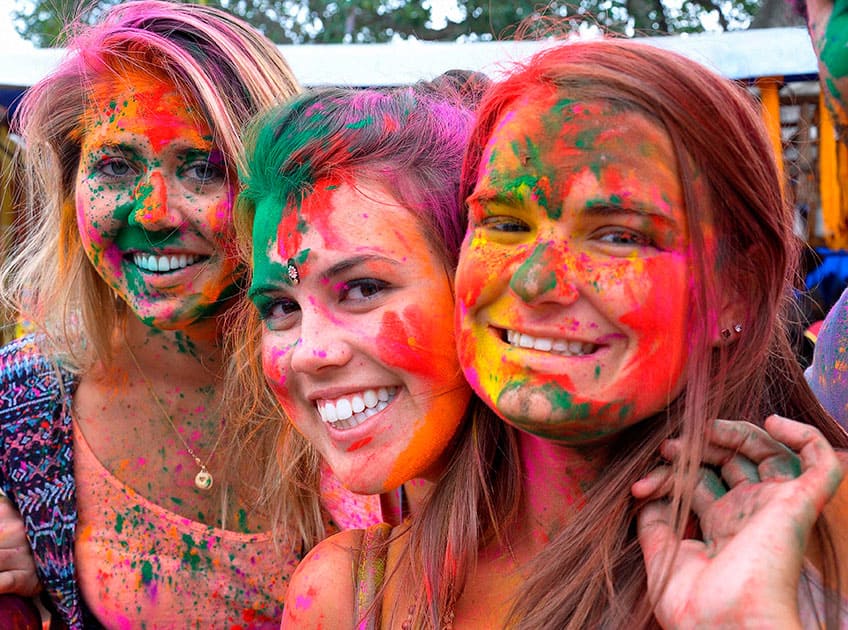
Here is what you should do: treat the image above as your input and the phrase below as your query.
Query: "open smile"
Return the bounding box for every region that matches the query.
[131,252,210,273]
[316,386,399,431]
[502,328,599,356]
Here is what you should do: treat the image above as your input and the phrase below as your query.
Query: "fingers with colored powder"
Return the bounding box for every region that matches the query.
[634,415,842,629]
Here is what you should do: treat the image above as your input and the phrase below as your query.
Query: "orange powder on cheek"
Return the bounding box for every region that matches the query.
[376,303,471,488]
[383,387,471,490]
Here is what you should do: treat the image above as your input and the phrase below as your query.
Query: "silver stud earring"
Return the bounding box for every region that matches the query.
[721,323,743,339]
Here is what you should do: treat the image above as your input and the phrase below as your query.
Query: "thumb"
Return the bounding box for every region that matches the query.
[637,500,677,581]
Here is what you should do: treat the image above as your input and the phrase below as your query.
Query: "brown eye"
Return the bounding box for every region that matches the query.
[340,279,389,302]
[481,216,530,233]
[257,297,301,332]
[596,229,655,248]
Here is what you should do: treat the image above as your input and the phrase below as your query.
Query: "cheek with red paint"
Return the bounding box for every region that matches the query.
[376,306,458,379]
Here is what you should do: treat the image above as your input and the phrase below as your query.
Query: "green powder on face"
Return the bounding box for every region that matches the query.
[540,382,592,420]
[510,243,557,301]
[140,560,154,585]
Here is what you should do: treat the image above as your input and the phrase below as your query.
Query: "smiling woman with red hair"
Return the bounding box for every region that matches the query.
[283,38,848,629]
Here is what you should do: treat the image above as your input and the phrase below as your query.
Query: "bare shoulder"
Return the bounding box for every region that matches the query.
[281,529,365,628]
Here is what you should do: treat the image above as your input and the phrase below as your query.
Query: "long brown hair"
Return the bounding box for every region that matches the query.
[400,38,848,628]
[229,82,489,550]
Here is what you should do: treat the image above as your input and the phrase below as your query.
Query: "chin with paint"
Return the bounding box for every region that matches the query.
[457,96,691,444]
[248,174,470,496]
[238,85,479,501]
[75,69,240,332]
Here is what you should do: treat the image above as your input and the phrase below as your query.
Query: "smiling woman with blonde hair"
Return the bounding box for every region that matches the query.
[0,2,316,627]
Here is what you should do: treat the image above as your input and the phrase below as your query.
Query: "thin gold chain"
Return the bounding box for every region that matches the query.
[124,337,224,489]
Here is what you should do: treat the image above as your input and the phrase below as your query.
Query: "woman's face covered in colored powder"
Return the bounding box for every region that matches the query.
[456,92,692,443]
[250,177,471,494]
[75,70,238,329]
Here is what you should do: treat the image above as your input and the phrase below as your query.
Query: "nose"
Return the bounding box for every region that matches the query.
[509,241,579,305]
[289,304,353,374]
[129,171,182,230]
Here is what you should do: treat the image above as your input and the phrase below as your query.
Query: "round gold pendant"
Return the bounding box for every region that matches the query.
[195,468,213,490]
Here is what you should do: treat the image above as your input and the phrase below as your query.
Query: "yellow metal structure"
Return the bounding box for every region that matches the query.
[756,77,785,184]
[818,93,848,249]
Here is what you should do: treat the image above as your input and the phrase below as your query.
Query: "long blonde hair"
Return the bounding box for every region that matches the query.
[2,0,299,371]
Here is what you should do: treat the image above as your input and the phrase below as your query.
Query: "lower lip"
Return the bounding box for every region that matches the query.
[322,393,399,448]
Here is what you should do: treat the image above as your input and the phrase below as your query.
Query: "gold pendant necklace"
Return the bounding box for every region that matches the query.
[125,338,222,491]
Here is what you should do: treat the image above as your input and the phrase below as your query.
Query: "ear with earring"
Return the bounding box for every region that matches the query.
[720,323,743,340]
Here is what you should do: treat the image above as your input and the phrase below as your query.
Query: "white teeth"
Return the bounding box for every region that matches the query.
[336,398,353,421]
[363,390,378,408]
[505,329,597,357]
[567,340,584,355]
[324,404,337,422]
[533,337,552,352]
[316,387,398,431]
[132,253,202,273]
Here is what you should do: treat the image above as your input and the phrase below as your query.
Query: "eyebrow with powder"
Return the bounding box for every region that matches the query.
[320,254,400,281]
[582,203,679,228]
[466,187,518,208]
[87,142,139,158]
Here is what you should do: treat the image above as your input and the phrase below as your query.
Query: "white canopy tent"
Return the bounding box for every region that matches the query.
[0,26,820,91]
